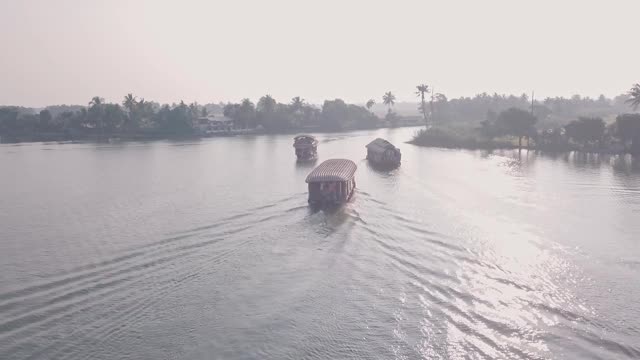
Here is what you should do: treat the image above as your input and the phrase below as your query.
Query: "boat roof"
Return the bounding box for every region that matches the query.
[294,134,318,148]
[294,134,317,140]
[366,138,400,153]
[306,159,357,183]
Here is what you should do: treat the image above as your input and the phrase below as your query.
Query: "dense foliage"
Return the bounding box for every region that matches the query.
[2,84,639,151]
[426,93,630,128]
[0,94,378,141]
[413,106,640,154]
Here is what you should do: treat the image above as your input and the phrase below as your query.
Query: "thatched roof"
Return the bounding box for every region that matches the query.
[366,138,400,153]
[306,159,357,183]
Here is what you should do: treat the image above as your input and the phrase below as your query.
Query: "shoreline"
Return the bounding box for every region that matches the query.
[408,127,639,156]
[407,140,638,156]
[407,137,639,156]
[0,124,423,145]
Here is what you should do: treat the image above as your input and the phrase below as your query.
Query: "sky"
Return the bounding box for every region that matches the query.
[1,0,639,107]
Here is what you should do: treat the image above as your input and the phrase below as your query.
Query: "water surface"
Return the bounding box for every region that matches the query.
[1,127,639,359]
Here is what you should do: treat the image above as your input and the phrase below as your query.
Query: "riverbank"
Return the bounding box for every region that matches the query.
[0,129,268,144]
[408,127,518,150]
[409,127,637,155]
[0,123,423,145]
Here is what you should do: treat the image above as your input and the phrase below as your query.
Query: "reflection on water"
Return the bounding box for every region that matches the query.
[294,159,318,169]
[365,160,402,177]
[0,128,639,359]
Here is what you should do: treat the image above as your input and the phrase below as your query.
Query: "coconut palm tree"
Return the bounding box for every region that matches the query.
[137,98,150,116]
[122,94,138,130]
[136,98,152,126]
[290,96,305,112]
[382,92,396,114]
[89,96,104,109]
[122,94,137,112]
[189,102,200,118]
[626,83,640,110]
[88,96,105,132]
[415,84,430,123]
[366,99,375,111]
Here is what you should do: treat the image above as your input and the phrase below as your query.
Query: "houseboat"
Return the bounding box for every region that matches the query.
[293,135,318,161]
[366,138,401,167]
[306,159,357,206]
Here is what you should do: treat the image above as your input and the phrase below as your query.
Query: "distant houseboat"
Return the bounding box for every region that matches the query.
[293,135,318,161]
[306,159,357,206]
[366,138,401,167]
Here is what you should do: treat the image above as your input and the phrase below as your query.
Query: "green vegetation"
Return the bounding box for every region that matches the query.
[564,117,605,149]
[415,84,430,124]
[482,107,537,148]
[0,94,388,142]
[382,92,396,114]
[0,95,226,142]
[2,83,639,152]
[627,84,640,110]
[411,127,515,150]
[320,99,378,131]
[381,92,399,127]
[365,99,375,111]
[411,83,640,154]
[412,102,640,154]
[222,96,379,132]
[616,113,640,153]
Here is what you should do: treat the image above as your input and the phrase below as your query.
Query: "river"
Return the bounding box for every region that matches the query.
[1,126,639,359]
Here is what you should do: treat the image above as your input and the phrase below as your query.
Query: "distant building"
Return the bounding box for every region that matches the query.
[195,115,234,134]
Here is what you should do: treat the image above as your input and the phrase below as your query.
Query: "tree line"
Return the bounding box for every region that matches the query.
[412,83,640,154]
[0,95,220,140]
[0,94,391,141]
[1,84,639,150]
[221,96,379,132]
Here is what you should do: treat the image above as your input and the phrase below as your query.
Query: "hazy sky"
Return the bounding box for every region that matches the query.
[1,0,638,107]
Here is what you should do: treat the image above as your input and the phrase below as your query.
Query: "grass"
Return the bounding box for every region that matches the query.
[409,127,517,150]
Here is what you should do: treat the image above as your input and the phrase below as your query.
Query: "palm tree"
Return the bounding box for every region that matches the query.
[189,102,200,118]
[122,93,137,112]
[289,97,305,127]
[136,98,152,126]
[366,99,375,111]
[290,96,305,111]
[415,84,430,124]
[122,94,138,130]
[137,98,150,115]
[382,92,396,114]
[88,96,105,133]
[89,96,104,109]
[626,83,640,110]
